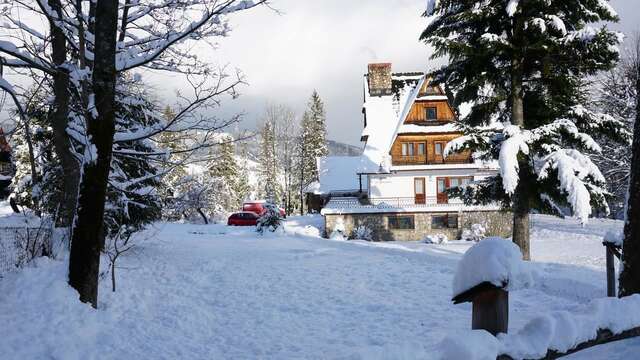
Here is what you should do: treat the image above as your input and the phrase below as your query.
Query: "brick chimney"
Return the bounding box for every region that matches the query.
[368,63,392,96]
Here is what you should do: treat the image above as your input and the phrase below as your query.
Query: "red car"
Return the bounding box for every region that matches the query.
[227,212,259,226]
[242,201,286,217]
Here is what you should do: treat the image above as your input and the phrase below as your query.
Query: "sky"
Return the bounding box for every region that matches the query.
[170,0,637,147]
[148,0,435,146]
[3,0,638,146]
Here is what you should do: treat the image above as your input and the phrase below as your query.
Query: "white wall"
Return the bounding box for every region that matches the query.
[367,169,493,201]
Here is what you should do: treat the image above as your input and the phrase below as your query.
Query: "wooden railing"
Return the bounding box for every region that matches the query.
[391,155,473,166]
[368,196,463,207]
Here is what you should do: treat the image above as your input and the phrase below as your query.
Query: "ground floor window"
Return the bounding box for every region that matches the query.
[431,214,458,229]
[388,215,415,230]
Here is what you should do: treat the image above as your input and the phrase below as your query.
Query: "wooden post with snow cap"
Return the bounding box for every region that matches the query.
[453,282,508,336]
[603,231,622,297]
[451,237,532,336]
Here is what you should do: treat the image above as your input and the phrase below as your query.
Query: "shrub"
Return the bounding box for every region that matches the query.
[256,203,282,234]
[350,225,373,241]
[461,223,486,242]
[423,233,448,244]
[329,217,347,240]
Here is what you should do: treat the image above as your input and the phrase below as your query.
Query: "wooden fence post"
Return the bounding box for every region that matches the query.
[606,244,616,297]
[453,282,509,336]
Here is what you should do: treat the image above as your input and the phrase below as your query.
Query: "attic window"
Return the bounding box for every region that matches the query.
[426,107,437,121]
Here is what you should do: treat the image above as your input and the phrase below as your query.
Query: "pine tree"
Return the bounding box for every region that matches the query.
[422,0,624,259]
[259,119,281,204]
[296,91,328,214]
[208,135,240,211]
[234,141,252,206]
[305,90,328,181]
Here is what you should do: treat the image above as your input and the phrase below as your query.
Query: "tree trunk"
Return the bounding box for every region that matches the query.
[197,208,209,224]
[49,0,80,226]
[619,50,640,296]
[509,15,530,261]
[68,0,119,308]
[111,260,116,292]
[512,177,531,261]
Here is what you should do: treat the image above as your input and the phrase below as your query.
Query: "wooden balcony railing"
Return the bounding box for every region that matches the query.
[367,196,464,207]
[391,155,473,166]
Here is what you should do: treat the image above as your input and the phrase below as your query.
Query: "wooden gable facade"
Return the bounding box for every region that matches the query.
[390,81,472,166]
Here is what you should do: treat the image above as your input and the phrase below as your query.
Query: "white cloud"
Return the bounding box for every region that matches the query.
[147,0,435,145]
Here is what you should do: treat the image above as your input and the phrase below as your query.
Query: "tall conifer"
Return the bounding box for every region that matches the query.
[422,0,624,259]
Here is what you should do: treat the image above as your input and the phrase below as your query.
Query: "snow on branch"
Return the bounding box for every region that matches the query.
[115,0,266,72]
[537,149,606,223]
[499,125,530,195]
[506,0,519,17]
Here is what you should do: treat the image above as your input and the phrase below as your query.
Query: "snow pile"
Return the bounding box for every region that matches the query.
[423,233,448,244]
[461,223,486,242]
[604,229,623,246]
[502,294,640,358]
[290,225,321,238]
[452,237,533,298]
[437,330,501,360]
[0,257,102,359]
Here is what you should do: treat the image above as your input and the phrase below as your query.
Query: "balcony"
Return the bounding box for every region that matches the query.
[368,196,461,208]
[391,154,473,166]
[321,196,500,215]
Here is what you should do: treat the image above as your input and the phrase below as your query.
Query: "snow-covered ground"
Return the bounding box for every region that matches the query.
[1,213,638,359]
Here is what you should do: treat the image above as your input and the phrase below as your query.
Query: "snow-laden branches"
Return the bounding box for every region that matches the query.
[499,125,530,195]
[537,149,607,222]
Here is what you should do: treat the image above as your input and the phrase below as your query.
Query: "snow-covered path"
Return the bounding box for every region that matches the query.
[0,215,633,359]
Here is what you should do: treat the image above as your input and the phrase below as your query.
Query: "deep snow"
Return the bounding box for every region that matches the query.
[1,214,638,359]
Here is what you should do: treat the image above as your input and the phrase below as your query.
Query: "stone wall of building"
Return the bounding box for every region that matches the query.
[459,211,513,238]
[324,210,513,241]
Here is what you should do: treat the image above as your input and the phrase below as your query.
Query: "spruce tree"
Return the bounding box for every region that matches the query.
[305,90,328,182]
[234,142,252,205]
[259,120,281,203]
[422,0,624,259]
[208,135,240,211]
[296,91,328,214]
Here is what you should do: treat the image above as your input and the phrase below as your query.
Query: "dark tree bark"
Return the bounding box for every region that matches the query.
[68,0,119,308]
[48,0,80,226]
[196,208,209,224]
[619,44,640,296]
[509,14,531,261]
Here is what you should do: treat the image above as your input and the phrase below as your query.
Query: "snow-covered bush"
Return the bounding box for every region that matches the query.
[350,225,373,241]
[423,233,448,244]
[256,203,283,234]
[329,217,347,240]
[460,223,486,242]
[452,237,533,298]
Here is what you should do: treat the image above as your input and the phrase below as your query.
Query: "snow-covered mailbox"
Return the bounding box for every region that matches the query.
[451,238,533,336]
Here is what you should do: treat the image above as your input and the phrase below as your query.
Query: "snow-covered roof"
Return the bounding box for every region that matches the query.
[359,73,427,173]
[312,156,363,194]
[320,197,500,215]
[358,72,466,174]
